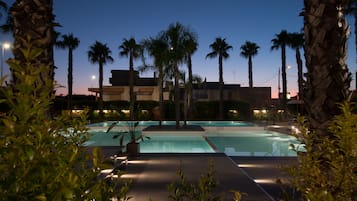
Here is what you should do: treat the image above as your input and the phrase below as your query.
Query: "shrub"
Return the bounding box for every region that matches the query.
[288,102,357,201]
[0,43,130,200]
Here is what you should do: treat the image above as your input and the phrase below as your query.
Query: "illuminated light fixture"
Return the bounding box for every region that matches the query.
[100,169,113,174]
[127,160,147,164]
[121,109,130,114]
[253,110,260,114]
[105,173,119,179]
[238,164,260,168]
[110,155,128,161]
[1,42,11,86]
[291,126,300,134]
[238,164,272,168]
[120,173,140,179]
[254,179,276,184]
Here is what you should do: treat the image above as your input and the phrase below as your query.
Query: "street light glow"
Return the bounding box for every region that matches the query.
[2,43,10,49]
[1,42,11,86]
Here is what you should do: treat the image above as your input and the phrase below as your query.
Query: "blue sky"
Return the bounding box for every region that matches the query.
[1,0,356,97]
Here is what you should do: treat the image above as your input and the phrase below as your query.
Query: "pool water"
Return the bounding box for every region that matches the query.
[206,131,299,156]
[85,132,214,153]
[86,126,300,156]
[87,120,254,127]
[140,135,215,153]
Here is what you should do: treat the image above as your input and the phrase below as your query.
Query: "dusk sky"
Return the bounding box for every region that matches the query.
[1,0,356,98]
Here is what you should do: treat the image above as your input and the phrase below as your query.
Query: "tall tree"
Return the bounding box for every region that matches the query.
[56,33,80,112]
[302,0,351,137]
[141,36,170,127]
[287,32,304,99]
[240,41,259,88]
[88,41,113,119]
[119,37,142,120]
[183,33,198,119]
[10,0,57,90]
[206,37,232,120]
[271,30,290,112]
[163,22,197,128]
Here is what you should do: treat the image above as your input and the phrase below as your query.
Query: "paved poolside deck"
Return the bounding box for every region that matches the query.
[90,146,299,201]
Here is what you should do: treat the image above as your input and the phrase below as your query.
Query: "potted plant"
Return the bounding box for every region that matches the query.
[106,121,150,156]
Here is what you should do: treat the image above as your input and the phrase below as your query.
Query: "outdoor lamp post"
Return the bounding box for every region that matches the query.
[1,42,11,86]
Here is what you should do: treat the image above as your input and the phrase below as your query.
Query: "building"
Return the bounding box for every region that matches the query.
[88,69,271,109]
[88,70,169,101]
[192,81,271,109]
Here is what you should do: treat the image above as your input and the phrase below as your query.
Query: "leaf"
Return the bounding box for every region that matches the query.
[106,121,118,133]
[35,194,47,201]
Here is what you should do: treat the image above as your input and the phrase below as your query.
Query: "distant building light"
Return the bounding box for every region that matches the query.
[121,109,130,114]
[229,109,238,114]
[279,92,291,100]
[253,109,267,114]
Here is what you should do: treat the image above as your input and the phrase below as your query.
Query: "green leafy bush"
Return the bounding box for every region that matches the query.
[288,102,357,201]
[0,43,130,200]
[168,160,230,201]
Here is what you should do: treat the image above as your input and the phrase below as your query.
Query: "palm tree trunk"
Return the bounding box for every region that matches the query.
[11,0,55,91]
[281,45,287,112]
[159,67,164,127]
[248,56,253,88]
[99,62,104,119]
[355,9,357,90]
[219,55,224,120]
[296,48,303,100]
[183,75,187,126]
[187,55,193,119]
[129,54,134,120]
[302,0,351,138]
[174,62,180,128]
[68,48,73,112]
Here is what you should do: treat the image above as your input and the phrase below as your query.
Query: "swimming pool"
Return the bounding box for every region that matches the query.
[206,130,299,156]
[85,131,214,153]
[86,124,300,156]
[87,120,254,128]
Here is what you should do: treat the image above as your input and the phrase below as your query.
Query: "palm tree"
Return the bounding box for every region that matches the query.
[88,41,114,119]
[183,34,198,119]
[271,30,289,112]
[119,38,142,120]
[140,36,170,127]
[287,32,304,99]
[181,72,202,126]
[240,41,259,88]
[206,37,232,120]
[302,0,351,137]
[163,22,197,128]
[10,0,56,90]
[56,33,80,112]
